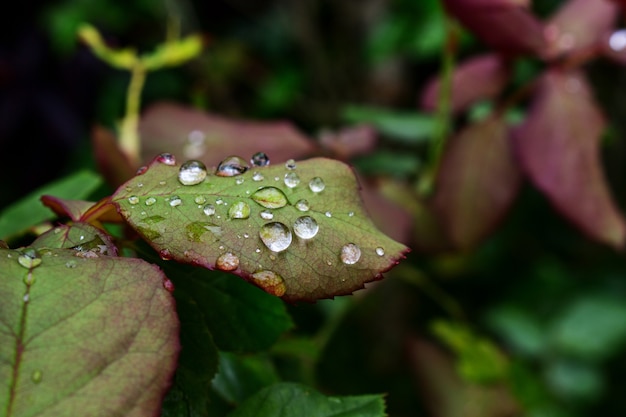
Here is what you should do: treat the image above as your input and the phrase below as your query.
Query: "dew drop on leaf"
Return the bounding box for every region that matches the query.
[348,211,354,217]
[128,196,140,205]
[252,172,264,181]
[160,249,172,260]
[309,177,325,193]
[31,370,43,384]
[216,155,250,177]
[285,159,297,170]
[203,204,216,216]
[236,177,245,185]
[163,278,175,292]
[23,294,29,303]
[251,152,270,167]
[295,199,310,212]
[340,243,361,265]
[169,196,182,207]
[251,270,286,297]
[251,187,288,209]
[216,199,224,205]
[145,197,156,206]
[260,210,274,220]
[325,211,332,218]
[376,247,385,256]
[136,166,148,175]
[18,248,42,269]
[65,260,77,268]
[178,160,208,185]
[259,222,292,252]
[284,172,300,188]
[216,252,240,271]
[228,201,251,219]
[293,216,319,239]
[157,152,176,166]
[194,196,207,205]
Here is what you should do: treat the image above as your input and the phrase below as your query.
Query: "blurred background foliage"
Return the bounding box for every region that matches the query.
[3,1,626,416]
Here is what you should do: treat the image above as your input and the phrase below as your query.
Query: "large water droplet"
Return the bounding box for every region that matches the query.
[216,155,249,177]
[178,160,207,185]
[295,199,310,212]
[216,252,240,271]
[251,152,270,167]
[340,243,361,265]
[157,153,176,166]
[251,270,286,297]
[128,196,139,205]
[293,216,319,239]
[18,249,42,269]
[203,204,216,216]
[169,196,182,207]
[309,177,325,193]
[259,222,292,252]
[31,370,43,384]
[260,210,274,220]
[285,159,296,170]
[251,187,288,209]
[376,247,385,256]
[284,172,300,188]
[145,197,156,206]
[228,201,251,219]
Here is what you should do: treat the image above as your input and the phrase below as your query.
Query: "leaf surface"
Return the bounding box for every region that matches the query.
[227,382,386,417]
[0,247,179,417]
[111,156,408,302]
[30,223,118,255]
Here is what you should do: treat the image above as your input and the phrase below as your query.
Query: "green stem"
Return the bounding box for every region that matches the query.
[119,63,146,166]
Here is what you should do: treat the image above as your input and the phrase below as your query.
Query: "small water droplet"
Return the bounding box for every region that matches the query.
[251,270,286,297]
[216,199,224,205]
[284,172,300,188]
[219,245,225,250]
[145,197,157,206]
[260,210,274,220]
[325,211,332,218]
[23,293,29,303]
[163,278,175,292]
[137,183,143,188]
[79,235,85,241]
[252,187,288,209]
[236,177,245,185]
[169,196,182,207]
[160,249,172,260]
[340,243,361,265]
[157,153,176,166]
[53,228,62,234]
[295,199,310,212]
[251,152,270,167]
[326,260,332,266]
[274,176,280,181]
[293,216,319,239]
[228,201,251,219]
[285,159,296,170]
[216,155,250,177]
[348,211,355,217]
[136,166,148,175]
[159,180,166,186]
[128,196,140,205]
[194,196,206,205]
[31,370,43,384]
[65,260,77,268]
[216,252,240,271]
[203,204,216,216]
[18,249,42,269]
[178,160,208,185]
[252,172,264,181]
[269,254,277,261]
[376,247,385,256]
[244,233,250,238]
[259,222,292,252]
[125,186,132,192]
[309,177,325,193]
[255,248,261,253]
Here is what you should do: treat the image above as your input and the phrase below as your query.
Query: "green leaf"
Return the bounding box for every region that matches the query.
[0,247,179,417]
[111,156,408,302]
[0,170,103,240]
[227,382,386,417]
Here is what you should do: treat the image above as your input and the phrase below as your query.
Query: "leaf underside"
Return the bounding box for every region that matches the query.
[111,156,408,302]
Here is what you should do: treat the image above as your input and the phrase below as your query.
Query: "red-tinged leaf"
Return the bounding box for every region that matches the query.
[30,223,118,255]
[544,0,619,58]
[318,125,378,159]
[110,155,409,302]
[442,0,545,56]
[420,54,511,114]
[92,125,137,187]
[139,102,318,168]
[513,70,626,248]
[433,116,522,250]
[40,196,123,224]
[0,247,179,417]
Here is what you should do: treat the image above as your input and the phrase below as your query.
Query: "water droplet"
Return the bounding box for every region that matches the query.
[203,204,216,216]
[260,210,274,220]
[159,180,166,186]
[295,199,310,212]
[31,370,43,384]
[136,166,148,175]
[169,196,182,207]
[376,247,385,256]
[219,245,225,250]
[252,172,264,181]
[125,186,132,192]
[255,248,261,253]
[194,196,207,205]
[65,260,77,268]
[259,222,292,252]
[178,160,207,185]
[244,233,250,238]
[157,153,176,166]
[610,29,626,51]
[348,211,354,217]
[293,216,319,239]
[285,159,296,170]
[340,243,361,265]
[251,152,270,167]
[216,252,240,271]
[309,177,325,193]
[251,270,286,297]
[23,294,29,303]
[145,197,156,206]
[160,249,172,260]
[228,201,251,219]
[252,187,288,209]
[216,199,224,205]
[216,155,249,177]
[325,211,332,218]
[128,196,139,205]
[284,172,300,188]
[163,278,175,292]
[274,176,280,181]
[137,183,143,188]
[18,249,42,269]
[236,177,245,185]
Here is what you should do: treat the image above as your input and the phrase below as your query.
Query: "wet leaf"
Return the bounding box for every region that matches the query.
[513,70,626,248]
[111,156,408,302]
[0,247,179,417]
[30,223,118,255]
[139,102,317,168]
[433,115,522,250]
[227,382,386,417]
[420,54,511,114]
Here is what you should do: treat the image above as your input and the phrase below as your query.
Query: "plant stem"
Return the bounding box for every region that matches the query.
[119,63,146,166]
